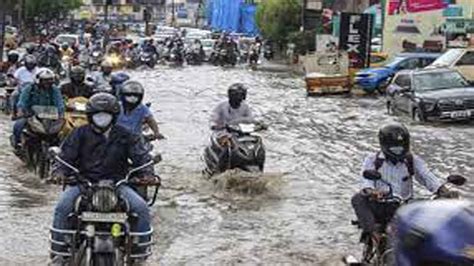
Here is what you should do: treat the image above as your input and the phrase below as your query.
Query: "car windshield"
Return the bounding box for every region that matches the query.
[430,49,464,67]
[202,40,214,47]
[385,56,405,68]
[413,71,469,91]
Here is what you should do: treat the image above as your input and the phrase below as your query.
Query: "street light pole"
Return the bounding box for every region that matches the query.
[171,0,175,27]
[104,0,111,49]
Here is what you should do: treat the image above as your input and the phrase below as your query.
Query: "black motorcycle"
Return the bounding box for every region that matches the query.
[204,121,266,176]
[248,49,259,69]
[185,46,203,66]
[49,147,162,265]
[139,51,156,68]
[17,106,65,179]
[216,47,237,67]
[168,47,184,67]
[263,44,274,60]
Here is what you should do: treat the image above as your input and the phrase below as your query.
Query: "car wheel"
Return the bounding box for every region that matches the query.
[413,108,425,122]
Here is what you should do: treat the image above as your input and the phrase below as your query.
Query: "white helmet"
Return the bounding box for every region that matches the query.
[35,68,56,85]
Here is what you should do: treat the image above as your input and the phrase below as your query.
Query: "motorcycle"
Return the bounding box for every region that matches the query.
[60,97,89,140]
[263,44,274,60]
[344,170,466,266]
[16,106,65,179]
[203,121,266,177]
[49,147,162,265]
[90,50,103,71]
[248,49,259,70]
[168,47,184,67]
[0,73,15,115]
[139,51,156,68]
[185,46,202,66]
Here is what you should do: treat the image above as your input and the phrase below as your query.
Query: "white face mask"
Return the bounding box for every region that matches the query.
[389,146,405,155]
[92,112,113,129]
[124,95,140,104]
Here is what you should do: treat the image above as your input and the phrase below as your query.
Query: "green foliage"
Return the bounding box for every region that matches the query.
[255,0,302,44]
[25,0,82,21]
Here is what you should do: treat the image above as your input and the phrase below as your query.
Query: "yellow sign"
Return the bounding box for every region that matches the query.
[119,5,133,15]
[111,223,122,238]
[80,10,92,20]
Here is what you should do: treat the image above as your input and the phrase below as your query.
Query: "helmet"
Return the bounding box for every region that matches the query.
[35,68,56,87]
[26,43,36,54]
[86,92,120,131]
[378,122,410,163]
[24,54,37,70]
[70,66,85,84]
[121,80,144,106]
[101,60,113,69]
[7,50,20,63]
[228,83,246,109]
[228,83,247,100]
[61,42,69,50]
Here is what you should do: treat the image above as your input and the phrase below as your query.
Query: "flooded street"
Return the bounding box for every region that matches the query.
[0,65,473,265]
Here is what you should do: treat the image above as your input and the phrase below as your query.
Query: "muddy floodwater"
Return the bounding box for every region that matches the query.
[0,65,472,265]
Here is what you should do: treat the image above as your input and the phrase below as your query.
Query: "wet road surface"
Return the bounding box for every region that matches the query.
[0,65,472,265]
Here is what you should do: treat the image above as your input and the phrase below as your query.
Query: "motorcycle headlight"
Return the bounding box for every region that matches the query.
[92,187,118,212]
[28,117,47,134]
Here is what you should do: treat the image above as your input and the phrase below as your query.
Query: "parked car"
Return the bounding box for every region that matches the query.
[386,68,474,122]
[354,53,441,93]
[426,48,474,83]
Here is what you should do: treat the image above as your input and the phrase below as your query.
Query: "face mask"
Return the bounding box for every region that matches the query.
[92,112,113,130]
[124,95,139,104]
[389,146,405,156]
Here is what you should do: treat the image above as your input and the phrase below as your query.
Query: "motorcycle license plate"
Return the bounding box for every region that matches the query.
[81,212,127,223]
[449,110,471,118]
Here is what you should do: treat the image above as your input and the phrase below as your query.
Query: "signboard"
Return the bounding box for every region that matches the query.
[388,0,447,15]
[339,13,373,69]
[306,0,322,11]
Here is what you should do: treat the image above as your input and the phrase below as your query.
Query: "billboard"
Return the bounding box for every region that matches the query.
[387,0,448,15]
[339,13,373,69]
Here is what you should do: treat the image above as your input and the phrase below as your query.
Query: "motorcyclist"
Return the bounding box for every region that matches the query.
[14,55,38,87]
[93,61,114,88]
[59,42,74,59]
[12,68,65,152]
[210,83,252,131]
[6,50,21,78]
[50,93,156,265]
[117,81,164,140]
[60,66,94,99]
[142,38,158,57]
[351,122,456,245]
[37,45,62,73]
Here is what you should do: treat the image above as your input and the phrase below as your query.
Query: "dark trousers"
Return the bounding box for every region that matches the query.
[351,192,400,234]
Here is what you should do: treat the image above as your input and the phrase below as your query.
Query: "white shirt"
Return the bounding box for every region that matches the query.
[360,152,442,200]
[210,101,252,130]
[14,66,37,86]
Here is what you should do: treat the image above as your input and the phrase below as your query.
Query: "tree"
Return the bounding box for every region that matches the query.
[255,0,301,45]
[25,0,82,22]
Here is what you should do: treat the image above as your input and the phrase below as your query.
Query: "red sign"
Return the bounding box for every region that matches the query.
[388,0,448,15]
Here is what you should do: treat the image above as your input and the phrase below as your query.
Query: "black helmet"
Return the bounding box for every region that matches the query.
[121,80,144,106]
[379,122,410,163]
[70,66,85,84]
[24,55,37,70]
[86,93,120,131]
[26,43,36,54]
[228,83,247,100]
[7,51,20,63]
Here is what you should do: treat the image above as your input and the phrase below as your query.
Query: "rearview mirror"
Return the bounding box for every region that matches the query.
[363,170,382,181]
[447,175,466,186]
[152,152,162,164]
[49,146,62,157]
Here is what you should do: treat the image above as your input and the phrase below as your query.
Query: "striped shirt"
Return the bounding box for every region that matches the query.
[360,152,442,200]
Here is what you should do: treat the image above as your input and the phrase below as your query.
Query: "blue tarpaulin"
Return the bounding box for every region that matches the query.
[207,0,259,36]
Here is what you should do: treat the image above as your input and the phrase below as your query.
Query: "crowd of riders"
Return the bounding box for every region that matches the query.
[0,25,472,266]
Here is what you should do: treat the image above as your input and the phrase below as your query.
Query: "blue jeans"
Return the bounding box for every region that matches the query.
[13,118,27,147]
[51,185,151,255]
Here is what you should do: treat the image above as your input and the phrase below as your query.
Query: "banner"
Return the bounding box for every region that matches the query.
[339,13,373,69]
[388,0,448,15]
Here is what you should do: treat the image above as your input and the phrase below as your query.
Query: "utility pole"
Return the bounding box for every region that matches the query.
[301,0,307,32]
[171,0,176,27]
[0,7,6,62]
[104,0,111,49]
